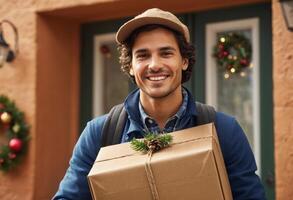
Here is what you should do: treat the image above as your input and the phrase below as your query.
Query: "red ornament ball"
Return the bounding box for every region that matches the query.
[100,45,110,55]
[222,51,229,57]
[240,59,249,66]
[9,138,23,152]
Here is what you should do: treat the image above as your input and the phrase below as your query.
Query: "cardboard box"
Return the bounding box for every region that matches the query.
[88,123,232,200]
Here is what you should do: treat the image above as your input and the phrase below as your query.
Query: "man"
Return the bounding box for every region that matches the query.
[53,8,266,200]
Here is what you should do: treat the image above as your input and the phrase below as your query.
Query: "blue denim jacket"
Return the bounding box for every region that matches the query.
[53,88,266,200]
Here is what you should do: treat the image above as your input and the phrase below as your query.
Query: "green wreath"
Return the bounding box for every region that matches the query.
[213,32,252,77]
[0,95,29,172]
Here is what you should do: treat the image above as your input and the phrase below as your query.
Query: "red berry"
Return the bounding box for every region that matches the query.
[218,44,224,49]
[8,153,16,159]
[9,138,23,152]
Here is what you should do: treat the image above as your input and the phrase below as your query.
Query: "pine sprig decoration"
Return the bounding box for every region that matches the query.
[131,133,173,153]
[131,138,148,152]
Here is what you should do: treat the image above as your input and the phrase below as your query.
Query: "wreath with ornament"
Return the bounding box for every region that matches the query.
[213,32,252,78]
[0,95,29,172]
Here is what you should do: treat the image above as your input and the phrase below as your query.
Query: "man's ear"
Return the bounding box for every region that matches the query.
[129,67,134,76]
[182,58,189,71]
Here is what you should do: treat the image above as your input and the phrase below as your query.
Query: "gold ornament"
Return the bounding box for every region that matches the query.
[12,123,20,133]
[1,112,12,124]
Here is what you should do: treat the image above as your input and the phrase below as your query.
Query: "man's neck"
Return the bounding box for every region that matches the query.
[140,88,183,129]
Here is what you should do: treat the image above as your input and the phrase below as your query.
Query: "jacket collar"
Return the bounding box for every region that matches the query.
[124,87,198,137]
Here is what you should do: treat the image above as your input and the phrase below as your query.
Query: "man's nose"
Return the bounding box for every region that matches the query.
[148,55,161,72]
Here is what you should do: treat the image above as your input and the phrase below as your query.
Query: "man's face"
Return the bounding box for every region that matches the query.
[130,28,188,100]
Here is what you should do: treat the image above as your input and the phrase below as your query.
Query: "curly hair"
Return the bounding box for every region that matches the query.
[118,24,195,83]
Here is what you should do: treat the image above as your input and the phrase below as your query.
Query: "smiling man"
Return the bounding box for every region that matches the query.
[130,27,188,128]
[53,8,266,200]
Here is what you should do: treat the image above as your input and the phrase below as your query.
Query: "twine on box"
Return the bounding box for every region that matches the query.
[131,134,173,200]
[145,151,160,200]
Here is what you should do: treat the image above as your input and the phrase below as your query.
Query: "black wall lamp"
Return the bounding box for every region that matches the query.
[280,0,293,31]
[0,20,19,68]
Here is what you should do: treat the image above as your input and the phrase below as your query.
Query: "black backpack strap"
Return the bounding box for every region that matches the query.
[100,102,215,147]
[101,103,128,147]
[195,101,216,125]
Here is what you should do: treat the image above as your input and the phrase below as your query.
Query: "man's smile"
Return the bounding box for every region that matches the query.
[146,75,169,81]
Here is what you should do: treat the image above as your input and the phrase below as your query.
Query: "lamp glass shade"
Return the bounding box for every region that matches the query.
[0,45,9,67]
[281,0,293,31]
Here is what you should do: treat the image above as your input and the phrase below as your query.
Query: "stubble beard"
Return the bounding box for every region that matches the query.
[141,81,182,100]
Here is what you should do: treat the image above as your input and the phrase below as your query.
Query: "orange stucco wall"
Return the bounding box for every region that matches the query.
[0,1,36,199]
[273,0,293,199]
[1,0,291,199]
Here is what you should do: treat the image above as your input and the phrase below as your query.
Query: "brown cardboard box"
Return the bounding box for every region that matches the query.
[88,123,233,200]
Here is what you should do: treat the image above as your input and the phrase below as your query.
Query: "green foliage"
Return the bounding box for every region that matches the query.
[131,138,148,153]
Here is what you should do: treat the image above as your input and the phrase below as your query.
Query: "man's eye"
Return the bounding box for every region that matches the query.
[136,54,148,60]
[161,51,173,57]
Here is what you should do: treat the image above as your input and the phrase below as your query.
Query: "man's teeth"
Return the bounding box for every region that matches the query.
[149,76,166,81]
